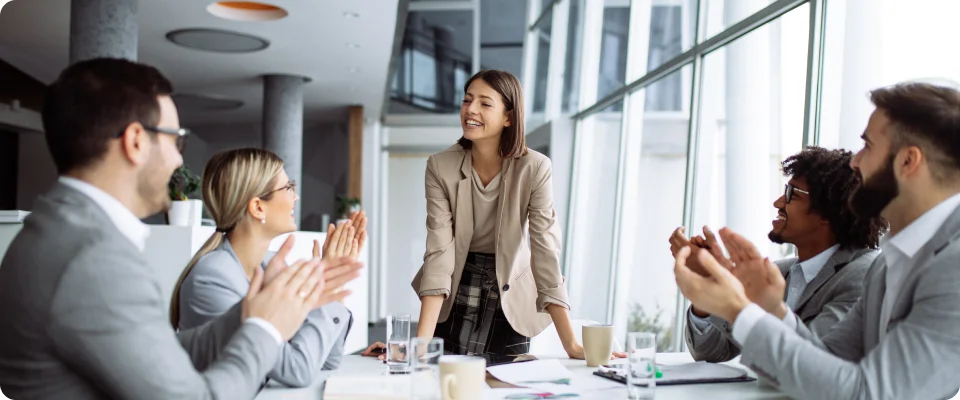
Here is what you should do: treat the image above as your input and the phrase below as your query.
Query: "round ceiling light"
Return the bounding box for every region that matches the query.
[207,1,288,21]
[166,28,270,53]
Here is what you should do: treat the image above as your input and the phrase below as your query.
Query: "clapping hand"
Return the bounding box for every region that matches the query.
[717,228,788,317]
[317,211,368,262]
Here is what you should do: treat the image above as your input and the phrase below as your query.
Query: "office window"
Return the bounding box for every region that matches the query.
[612,65,693,352]
[565,99,623,324]
[817,0,960,151]
[480,0,527,78]
[561,0,584,113]
[702,0,778,39]
[596,5,630,111]
[390,10,474,114]
[691,3,809,260]
[531,8,552,114]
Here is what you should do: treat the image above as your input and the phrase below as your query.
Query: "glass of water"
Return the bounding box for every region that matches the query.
[387,313,411,374]
[409,337,444,400]
[626,332,656,399]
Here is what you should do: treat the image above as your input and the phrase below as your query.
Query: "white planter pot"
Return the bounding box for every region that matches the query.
[168,199,203,226]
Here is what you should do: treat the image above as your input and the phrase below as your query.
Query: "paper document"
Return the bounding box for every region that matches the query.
[323,374,412,400]
[658,362,748,381]
[486,359,572,386]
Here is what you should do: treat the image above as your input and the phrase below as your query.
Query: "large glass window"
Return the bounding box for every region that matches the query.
[691,3,809,260]
[480,0,527,78]
[565,99,624,324]
[702,0,778,39]
[614,65,693,352]
[561,0,584,113]
[390,10,474,114]
[817,0,960,151]
[596,2,631,110]
[531,8,553,114]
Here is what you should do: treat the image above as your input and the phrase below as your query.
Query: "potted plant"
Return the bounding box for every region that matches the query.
[335,195,361,223]
[167,165,202,226]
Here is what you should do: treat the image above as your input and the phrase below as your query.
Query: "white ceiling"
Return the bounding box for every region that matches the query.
[0,0,399,126]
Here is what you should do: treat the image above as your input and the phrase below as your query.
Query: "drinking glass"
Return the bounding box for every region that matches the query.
[626,332,656,399]
[410,337,444,400]
[386,313,411,374]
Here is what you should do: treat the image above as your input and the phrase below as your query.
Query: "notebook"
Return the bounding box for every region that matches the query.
[593,361,756,386]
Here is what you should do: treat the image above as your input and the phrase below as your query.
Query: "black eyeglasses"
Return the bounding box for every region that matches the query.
[784,183,810,204]
[115,123,191,152]
[261,180,297,198]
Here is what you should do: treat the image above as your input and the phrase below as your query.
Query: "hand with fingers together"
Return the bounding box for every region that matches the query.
[242,255,328,340]
[717,228,789,318]
[318,211,368,262]
[669,226,734,277]
[313,256,364,307]
[673,246,752,323]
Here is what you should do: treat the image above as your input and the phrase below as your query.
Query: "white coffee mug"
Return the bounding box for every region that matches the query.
[582,324,614,367]
[439,355,486,400]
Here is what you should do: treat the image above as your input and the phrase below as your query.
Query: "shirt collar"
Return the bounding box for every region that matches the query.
[796,244,840,283]
[58,176,150,252]
[883,192,960,259]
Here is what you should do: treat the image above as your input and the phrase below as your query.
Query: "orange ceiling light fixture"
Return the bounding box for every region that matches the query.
[207,1,288,21]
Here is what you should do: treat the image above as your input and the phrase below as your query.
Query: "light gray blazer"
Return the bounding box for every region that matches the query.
[740,204,960,400]
[685,247,878,362]
[178,239,352,387]
[0,182,281,399]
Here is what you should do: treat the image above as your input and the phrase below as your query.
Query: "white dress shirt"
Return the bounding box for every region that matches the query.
[59,176,283,345]
[733,192,960,344]
[689,244,839,334]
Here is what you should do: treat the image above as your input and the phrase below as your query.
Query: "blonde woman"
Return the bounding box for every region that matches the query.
[169,148,366,388]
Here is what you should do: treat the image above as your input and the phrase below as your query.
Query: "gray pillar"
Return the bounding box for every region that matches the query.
[70,0,138,63]
[262,74,307,225]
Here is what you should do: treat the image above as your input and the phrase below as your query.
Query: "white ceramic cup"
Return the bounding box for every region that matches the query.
[439,355,486,400]
[582,324,614,367]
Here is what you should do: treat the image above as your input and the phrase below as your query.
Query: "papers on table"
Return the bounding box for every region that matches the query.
[486,360,621,396]
[322,374,412,400]
[0,210,29,223]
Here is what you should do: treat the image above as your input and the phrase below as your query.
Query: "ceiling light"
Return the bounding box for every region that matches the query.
[343,11,360,18]
[207,1,288,21]
[166,28,270,53]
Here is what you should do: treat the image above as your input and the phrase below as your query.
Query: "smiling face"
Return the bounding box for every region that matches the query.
[769,177,829,245]
[460,78,512,146]
[258,169,299,235]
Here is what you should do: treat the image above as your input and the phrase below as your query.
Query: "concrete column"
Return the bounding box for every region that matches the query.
[724,0,771,252]
[262,74,307,225]
[70,0,138,63]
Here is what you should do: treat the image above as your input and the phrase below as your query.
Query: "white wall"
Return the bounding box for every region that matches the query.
[383,153,430,318]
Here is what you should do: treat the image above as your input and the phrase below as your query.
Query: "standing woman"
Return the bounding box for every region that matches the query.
[169,148,366,387]
[412,70,589,359]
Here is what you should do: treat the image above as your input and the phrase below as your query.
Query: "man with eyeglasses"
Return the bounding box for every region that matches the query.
[669,147,888,363]
[0,58,362,399]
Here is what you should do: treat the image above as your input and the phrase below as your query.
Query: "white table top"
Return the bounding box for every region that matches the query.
[257,353,790,400]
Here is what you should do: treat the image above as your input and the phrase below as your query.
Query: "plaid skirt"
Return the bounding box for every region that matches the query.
[435,252,530,358]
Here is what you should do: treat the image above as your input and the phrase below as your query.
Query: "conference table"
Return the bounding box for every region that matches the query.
[256,353,791,399]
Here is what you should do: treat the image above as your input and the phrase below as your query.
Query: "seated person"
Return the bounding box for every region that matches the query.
[669,147,887,362]
[170,148,367,387]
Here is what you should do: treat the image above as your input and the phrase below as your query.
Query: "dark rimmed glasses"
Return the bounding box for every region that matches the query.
[260,180,297,198]
[115,123,190,152]
[784,183,810,204]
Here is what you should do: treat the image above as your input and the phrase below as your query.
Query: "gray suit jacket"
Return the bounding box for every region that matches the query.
[178,239,352,387]
[0,182,281,399]
[741,204,960,400]
[685,247,878,362]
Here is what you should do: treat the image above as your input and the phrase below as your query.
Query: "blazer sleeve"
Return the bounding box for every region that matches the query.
[184,255,349,388]
[527,157,570,311]
[804,264,869,338]
[739,262,960,400]
[418,155,456,297]
[47,247,280,400]
[683,307,742,362]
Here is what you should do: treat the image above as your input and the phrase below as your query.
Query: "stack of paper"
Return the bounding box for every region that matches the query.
[0,210,29,223]
[487,359,620,396]
[322,374,412,400]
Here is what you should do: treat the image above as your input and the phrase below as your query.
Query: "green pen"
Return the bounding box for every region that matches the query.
[646,364,663,378]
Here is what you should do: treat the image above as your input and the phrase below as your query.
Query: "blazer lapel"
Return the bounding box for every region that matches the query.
[794,248,862,312]
[455,151,474,257]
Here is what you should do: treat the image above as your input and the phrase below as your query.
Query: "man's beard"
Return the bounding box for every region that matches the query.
[768,229,785,244]
[138,148,172,216]
[850,154,899,220]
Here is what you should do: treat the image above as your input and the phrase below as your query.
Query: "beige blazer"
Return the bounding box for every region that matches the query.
[411,144,569,338]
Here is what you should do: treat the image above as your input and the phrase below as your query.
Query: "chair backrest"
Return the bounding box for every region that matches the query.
[528,319,622,357]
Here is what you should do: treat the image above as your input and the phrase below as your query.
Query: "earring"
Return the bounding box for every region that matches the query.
[261,217,266,224]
